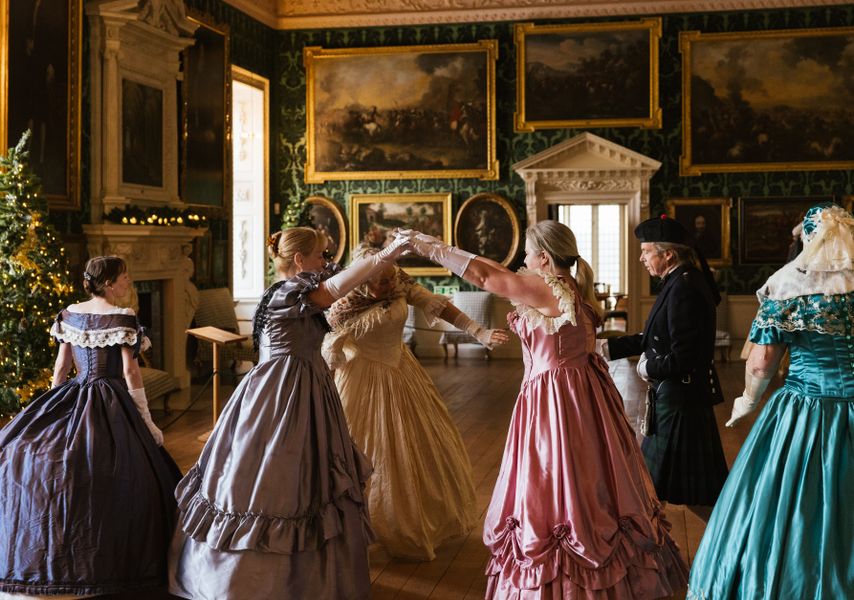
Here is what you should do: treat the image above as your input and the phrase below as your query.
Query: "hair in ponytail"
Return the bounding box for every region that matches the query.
[526,220,604,320]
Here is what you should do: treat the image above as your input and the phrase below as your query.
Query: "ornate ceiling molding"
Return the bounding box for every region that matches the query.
[221,0,851,31]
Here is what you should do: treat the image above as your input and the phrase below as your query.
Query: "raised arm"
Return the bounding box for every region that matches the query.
[438,300,510,348]
[401,232,555,310]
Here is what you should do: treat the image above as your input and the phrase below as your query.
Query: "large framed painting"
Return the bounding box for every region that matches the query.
[514,18,661,131]
[665,197,732,267]
[738,196,834,265]
[122,79,163,188]
[350,193,452,276]
[1,0,82,210]
[304,41,498,183]
[681,26,854,175]
[182,11,231,209]
[305,195,347,264]
[455,192,520,267]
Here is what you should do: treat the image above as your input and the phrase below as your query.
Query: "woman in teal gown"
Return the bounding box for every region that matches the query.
[688,202,854,599]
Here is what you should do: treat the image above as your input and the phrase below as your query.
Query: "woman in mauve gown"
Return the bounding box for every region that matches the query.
[402,220,689,599]
[168,227,408,600]
[0,256,180,600]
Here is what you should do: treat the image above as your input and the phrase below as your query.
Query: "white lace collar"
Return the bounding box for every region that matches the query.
[511,268,577,333]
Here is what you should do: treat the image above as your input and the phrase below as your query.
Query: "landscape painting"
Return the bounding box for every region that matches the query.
[304,42,498,183]
[681,27,854,175]
[515,18,661,131]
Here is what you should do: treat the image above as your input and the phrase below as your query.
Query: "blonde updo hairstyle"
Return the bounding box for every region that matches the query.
[82,256,127,298]
[267,227,324,277]
[526,220,604,320]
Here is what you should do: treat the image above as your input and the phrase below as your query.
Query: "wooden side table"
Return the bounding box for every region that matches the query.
[186,326,249,441]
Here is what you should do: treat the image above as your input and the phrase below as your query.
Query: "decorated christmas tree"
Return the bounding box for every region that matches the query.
[0,131,75,416]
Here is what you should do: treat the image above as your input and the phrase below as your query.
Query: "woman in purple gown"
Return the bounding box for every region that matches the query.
[403,221,689,599]
[169,227,409,600]
[0,256,180,598]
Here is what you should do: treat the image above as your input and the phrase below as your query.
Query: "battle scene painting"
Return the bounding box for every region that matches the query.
[681,27,854,174]
[304,42,497,182]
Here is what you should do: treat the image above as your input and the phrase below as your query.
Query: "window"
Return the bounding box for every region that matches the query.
[556,203,625,294]
[231,67,269,300]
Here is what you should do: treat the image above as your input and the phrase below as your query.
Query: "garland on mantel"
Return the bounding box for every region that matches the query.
[105,206,209,227]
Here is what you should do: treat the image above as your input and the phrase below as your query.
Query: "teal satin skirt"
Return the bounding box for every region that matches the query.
[687,386,853,599]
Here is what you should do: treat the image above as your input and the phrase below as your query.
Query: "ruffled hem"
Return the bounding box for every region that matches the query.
[511,268,577,333]
[0,576,160,597]
[175,451,373,555]
[485,512,687,594]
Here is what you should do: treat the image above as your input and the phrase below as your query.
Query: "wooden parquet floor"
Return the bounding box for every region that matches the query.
[147,356,756,600]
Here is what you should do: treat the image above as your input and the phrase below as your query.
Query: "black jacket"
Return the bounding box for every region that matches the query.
[607,265,723,405]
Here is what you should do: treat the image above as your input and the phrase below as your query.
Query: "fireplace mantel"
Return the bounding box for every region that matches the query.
[84,224,205,395]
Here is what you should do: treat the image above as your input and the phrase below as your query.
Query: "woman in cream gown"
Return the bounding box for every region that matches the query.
[324,247,508,560]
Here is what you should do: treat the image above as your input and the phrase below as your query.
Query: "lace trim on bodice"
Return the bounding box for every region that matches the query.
[51,313,151,353]
[510,268,577,333]
[752,293,853,337]
[322,302,391,369]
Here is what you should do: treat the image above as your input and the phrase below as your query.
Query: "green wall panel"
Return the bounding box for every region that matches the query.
[274,6,854,294]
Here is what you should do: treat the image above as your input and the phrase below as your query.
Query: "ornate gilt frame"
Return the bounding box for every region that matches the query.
[514,18,661,131]
[349,192,453,276]
[455,192,520,267]
[182,10,231,213]
[680,26,854,175]
[304,41,498,183]
[0,0,82,210]
[665,197,732,267]
[305,195,347,264]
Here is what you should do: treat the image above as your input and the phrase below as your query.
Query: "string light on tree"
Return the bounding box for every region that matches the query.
[0,131,74,415]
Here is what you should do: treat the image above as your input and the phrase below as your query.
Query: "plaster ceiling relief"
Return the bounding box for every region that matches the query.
[264,0,852,29]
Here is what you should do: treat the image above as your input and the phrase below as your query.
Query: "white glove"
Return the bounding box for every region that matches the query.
[451,311,495,349]
[324,235,410,300]
[725,395,757,427]
[128,387,164,446]
[595,339,610,361]
[725,370,771,427]
[636,352,651,382]
[396,230,475,277]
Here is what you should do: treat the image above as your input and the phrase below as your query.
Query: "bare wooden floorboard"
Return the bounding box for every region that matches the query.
[156,355,751,599]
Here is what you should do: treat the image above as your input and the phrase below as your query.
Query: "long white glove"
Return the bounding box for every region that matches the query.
[636,352,651,383]
[396,230,475,277]
[324,235,410,300]
[726,370,772,427]
[595,339,611,361]
[128,387,164,446]
[451,311,496,349]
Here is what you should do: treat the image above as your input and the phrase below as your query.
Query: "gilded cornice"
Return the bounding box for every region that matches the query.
[220,0,852,30]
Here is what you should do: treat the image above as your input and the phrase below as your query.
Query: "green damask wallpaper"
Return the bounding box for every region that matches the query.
[274,6,854,294]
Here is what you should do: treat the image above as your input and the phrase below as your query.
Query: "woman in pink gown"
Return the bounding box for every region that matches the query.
[403,221,688,599]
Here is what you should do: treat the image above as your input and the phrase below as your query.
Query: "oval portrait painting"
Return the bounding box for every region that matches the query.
[454,192,520,266]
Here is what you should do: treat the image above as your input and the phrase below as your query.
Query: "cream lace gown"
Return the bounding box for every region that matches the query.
[324,285,478,560]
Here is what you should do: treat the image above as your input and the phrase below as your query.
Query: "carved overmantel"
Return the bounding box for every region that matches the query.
[84,224,205,394]
[85,0,198,222]
[513,132,662,332]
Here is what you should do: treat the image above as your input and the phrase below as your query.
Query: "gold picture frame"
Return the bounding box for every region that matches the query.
[305,195,347,264]
[665,197,732,267]
[182,10,231,211]
[455,192,520,267]
[350,192,452,276]
[514,18,661,131]
[680,26,854,176]
[1,0,82,210]
[304,41,499,183]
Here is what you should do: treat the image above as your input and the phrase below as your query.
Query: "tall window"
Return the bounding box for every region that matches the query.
[231,67,269,300]
[556,204,625,294]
